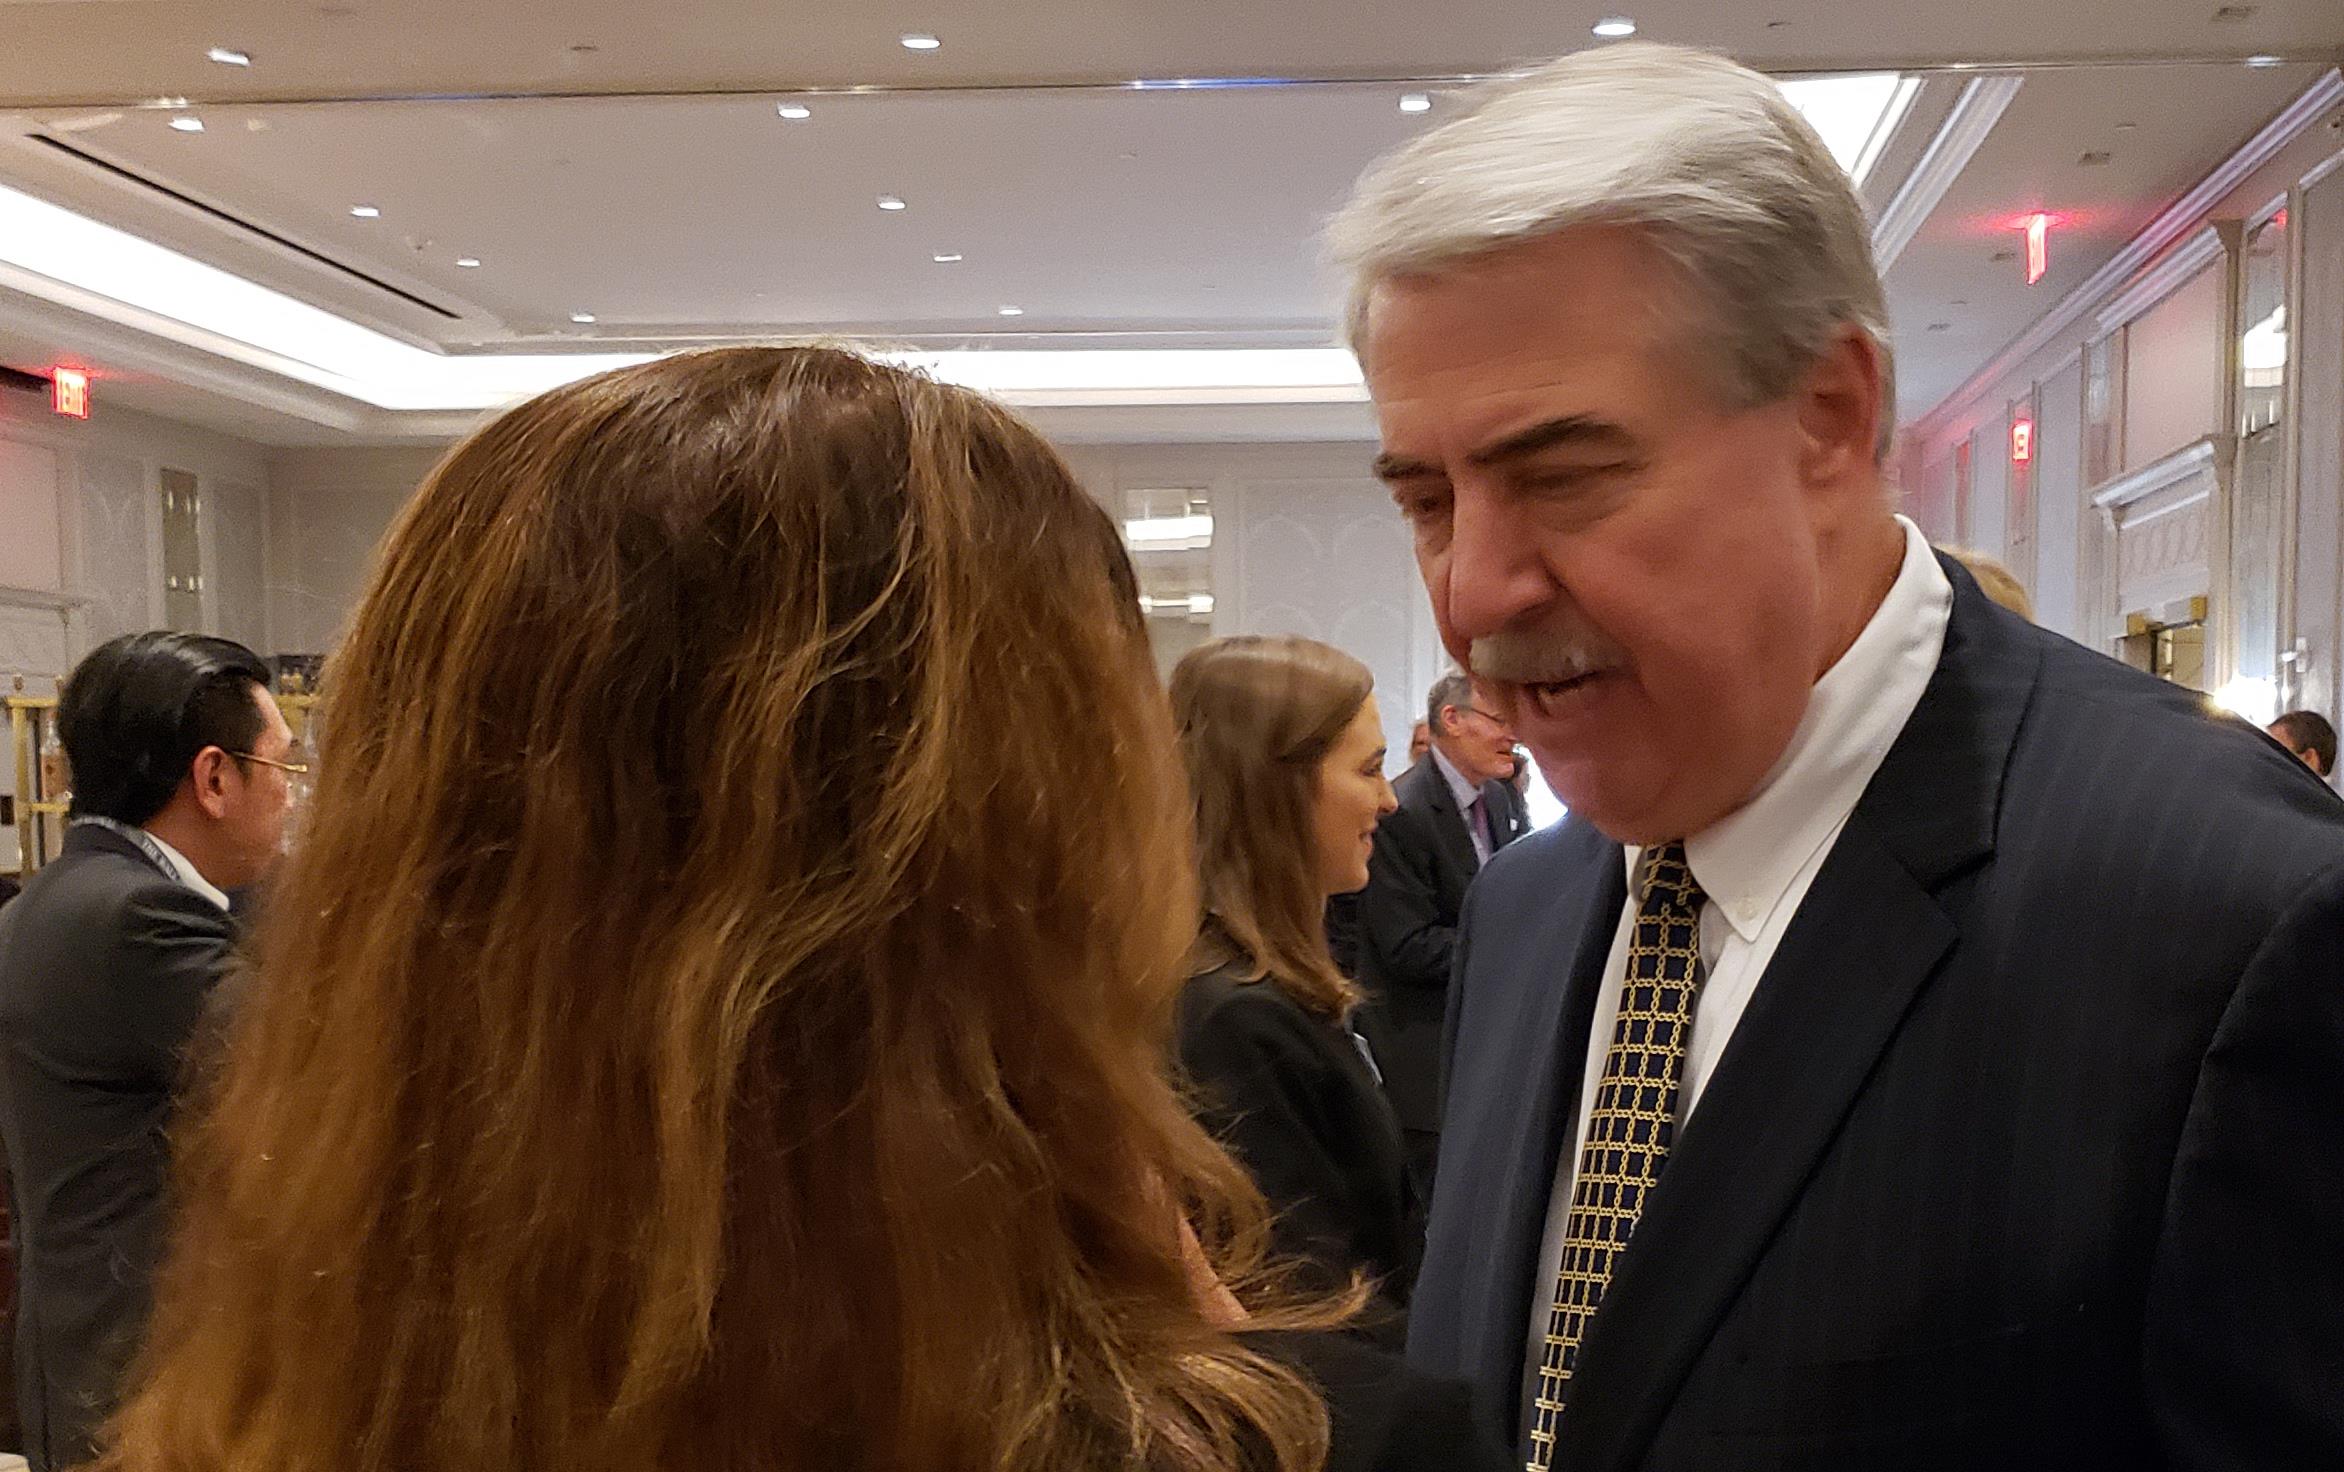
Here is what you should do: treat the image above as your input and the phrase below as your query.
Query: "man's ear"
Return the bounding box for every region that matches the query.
[188,746,233,820]
[1794,325,1887,490]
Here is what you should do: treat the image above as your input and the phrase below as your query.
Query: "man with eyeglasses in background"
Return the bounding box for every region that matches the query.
[1357,672,1526,1203]
[0,631,297,1471]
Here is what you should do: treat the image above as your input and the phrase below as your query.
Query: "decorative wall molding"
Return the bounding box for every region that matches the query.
[0,584,83,611]
[2091,435,2225,515]
[1912,66,2344,446]
[2093,225,2230,331]
[1872,75,2025,270]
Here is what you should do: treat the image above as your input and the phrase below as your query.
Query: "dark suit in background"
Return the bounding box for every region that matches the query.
[1179,961,1421,1345]
[1356,754,1525,1199]
[0,824,236,1471]
[1251,1330,1516,1472]
[1412,566,2344,1469]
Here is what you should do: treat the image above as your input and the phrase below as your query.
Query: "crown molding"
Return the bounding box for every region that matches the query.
[1908,66,2344,448]
[2093,225,2227,330]
[1872,75,2025,270]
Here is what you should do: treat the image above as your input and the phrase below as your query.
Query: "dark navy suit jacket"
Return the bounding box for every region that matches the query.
[1409,559,2344,1470]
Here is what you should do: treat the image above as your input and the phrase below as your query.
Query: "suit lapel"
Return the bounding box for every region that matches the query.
[1548,560,2042,1471]
[1552,818,1955,1466]
[1417,755,1483,880]
[1466,825,1625,1428]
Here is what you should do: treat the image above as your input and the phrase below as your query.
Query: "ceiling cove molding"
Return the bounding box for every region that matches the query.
[1909,66,2344,447]
[2093,225,2227,330]
[1871,74,2024,270]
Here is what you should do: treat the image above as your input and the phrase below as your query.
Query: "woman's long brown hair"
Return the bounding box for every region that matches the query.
[103,347,1333,1472]
[1171,636,1372,1019]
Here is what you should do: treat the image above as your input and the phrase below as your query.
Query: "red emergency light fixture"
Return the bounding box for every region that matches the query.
[2023,213,2050,285]
[51,368,90,420]
[2010,417,2034,464]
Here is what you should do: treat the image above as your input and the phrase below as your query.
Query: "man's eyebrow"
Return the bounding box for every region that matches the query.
[1373,415,1637,483]
[1465,415,1634,467]
[1373,451,1440,482]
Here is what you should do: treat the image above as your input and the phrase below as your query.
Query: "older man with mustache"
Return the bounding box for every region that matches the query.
[1333,40,2344,1472]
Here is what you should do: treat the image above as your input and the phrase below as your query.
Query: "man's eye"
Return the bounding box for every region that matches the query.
[1395,488,1452,522]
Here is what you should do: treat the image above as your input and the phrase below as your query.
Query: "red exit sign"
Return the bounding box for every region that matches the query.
[2010,418,2034,464]
[51,369,90,420]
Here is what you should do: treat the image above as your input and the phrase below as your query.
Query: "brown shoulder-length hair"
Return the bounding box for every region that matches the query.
[102,347,1333,1472]
[1172,635,1373,1019]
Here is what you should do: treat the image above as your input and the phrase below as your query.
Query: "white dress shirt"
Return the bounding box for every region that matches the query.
[1431,743,1495,866]
[1520,516,1952,1407]
[147,829,232,911]
[75,814,232,911]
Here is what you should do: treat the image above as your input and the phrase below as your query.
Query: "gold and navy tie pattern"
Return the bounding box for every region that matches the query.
[1525,842,1706,1470]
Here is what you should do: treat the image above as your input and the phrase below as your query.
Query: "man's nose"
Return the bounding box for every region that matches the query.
[1442,484,1556,644]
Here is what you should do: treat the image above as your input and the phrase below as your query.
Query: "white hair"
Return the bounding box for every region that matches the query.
[1328,42,1895,459]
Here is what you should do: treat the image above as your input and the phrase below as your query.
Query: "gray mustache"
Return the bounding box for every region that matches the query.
[1470,625,1625,685]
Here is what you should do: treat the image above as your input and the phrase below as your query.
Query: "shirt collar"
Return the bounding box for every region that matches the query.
[1639,517,1952,941]
[80,816,232,911]
[1430,743,1483,812]
[146,829,233,911]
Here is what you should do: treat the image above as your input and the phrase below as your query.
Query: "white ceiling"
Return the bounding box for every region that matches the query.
[2,0,2339,102]
[0,0,2336,445]
[1888,60,2327,415]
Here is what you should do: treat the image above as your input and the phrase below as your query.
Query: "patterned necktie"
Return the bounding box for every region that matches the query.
[1525,842,1706,1471]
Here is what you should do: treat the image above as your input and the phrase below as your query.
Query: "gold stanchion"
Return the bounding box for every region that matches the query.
[5,675,68,879]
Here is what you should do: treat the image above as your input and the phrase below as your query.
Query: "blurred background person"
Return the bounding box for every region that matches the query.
[0,631,294,1472]
[2267,709,2336,780]
[1405,722,1432,768]
[1173,636,1416,1346]
[1354,674,1523,1200]
[1943,546,2037,620]
[100,348,1507,1472]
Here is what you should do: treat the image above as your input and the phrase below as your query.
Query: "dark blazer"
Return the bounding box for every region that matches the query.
[1249,1330,1515,1472]
[1179,962,1421,1341]
[1355,755,1526,1134]
[1410,558,2344,1469]
[0,824,236,1472]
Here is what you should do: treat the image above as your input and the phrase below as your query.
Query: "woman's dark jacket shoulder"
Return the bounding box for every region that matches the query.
[1247,1329,1515,1472]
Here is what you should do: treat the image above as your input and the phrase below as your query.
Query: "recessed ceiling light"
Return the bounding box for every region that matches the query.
[2245,54,2283,67]
[570,312,596,324]
[776,102,811,119]
[1926,322,1952,332]
[154,96,191,109]
[997,305,1024,316]
[207,46,252,66]
[932,253,963,263]
[2078,150,2112,166]
[349,204,381,218]
[1399,92,1432,113]
[1592,17,1638,38]
[456,257,481,268]
[168,116,205,133]
[2212,5,2259,21]
[877,195,908,211]
[900,33,942,50]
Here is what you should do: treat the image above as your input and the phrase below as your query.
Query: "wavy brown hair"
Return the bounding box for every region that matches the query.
[102,347,1332,1472]
[1171,636,1373,1019]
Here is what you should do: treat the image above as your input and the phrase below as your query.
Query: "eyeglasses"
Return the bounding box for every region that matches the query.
[231,752,311,777]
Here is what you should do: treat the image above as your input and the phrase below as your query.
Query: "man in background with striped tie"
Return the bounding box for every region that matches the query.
[1330,40,2344,1472]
